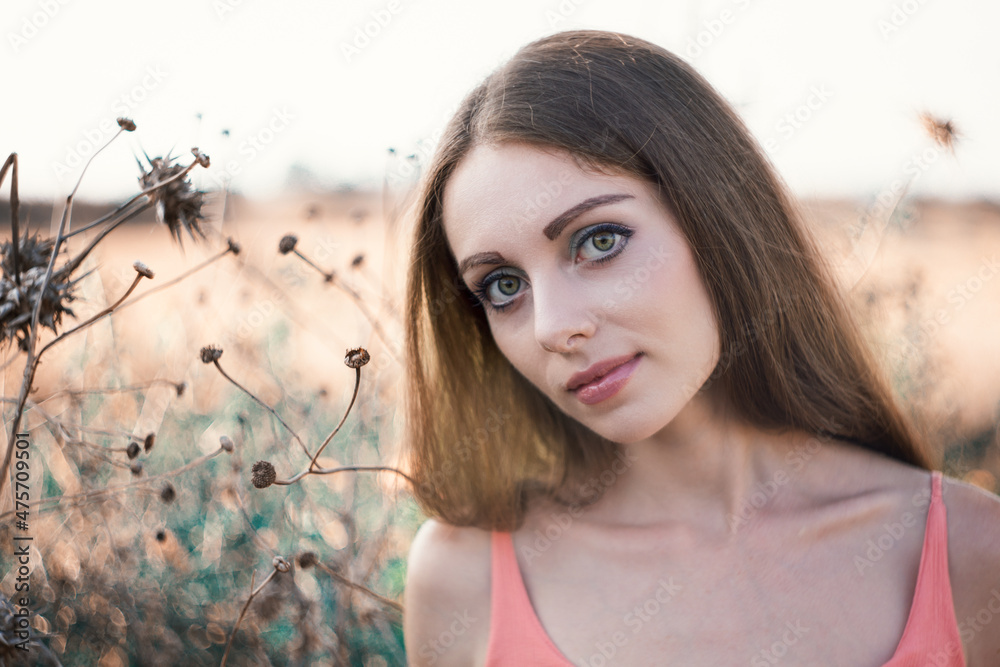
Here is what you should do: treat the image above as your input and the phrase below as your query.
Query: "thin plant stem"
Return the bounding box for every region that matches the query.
[62,197,152,239]
[0,446,226,523]
[220,564,283,667]
[36,273,147,359]
[274,463,416,488]
[308,367,360,471]
[289,250,400,361]
[0,154,22,287]
[314,560,403,615]
[211,359,312,460]
[113,246,234,315]
[2,129,124,501]
[36,378,183,404]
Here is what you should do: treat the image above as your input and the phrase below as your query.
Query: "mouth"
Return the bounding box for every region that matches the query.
[566,352,644,392]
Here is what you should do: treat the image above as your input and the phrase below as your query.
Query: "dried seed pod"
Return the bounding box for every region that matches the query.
[144,433,155,453]
[219,436,234,453]
[251,461,277,489]
[133,261,154,279]
[344,347,370,369]
[272,556,290,573]
[155,529,166,542]
[126,441,140,459]
[117,117,137,132]
[175,381,186,397]
[226,238,241,255]
[278,235,298,255]
[130,460,144,477]
[200,345,223,363]
[160,483,176,503]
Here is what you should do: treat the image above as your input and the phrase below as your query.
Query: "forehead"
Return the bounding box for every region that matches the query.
[441,142,642,251]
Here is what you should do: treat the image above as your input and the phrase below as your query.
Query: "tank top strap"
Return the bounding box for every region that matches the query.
[485,531,575,666]
[882,470,966,666]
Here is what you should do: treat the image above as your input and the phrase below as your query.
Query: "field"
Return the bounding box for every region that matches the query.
[0,185,998,665]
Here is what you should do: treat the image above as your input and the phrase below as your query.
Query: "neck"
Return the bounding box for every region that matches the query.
[582,387,816,540]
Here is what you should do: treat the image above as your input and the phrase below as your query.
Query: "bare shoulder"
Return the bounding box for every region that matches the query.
[940,474,1000,665]
[403,517,493,667]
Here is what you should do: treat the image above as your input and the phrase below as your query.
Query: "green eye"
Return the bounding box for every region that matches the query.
[496,276,520,297]
[592,232,616,252]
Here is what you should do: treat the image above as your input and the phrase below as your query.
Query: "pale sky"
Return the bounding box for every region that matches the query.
[2,0,998,204]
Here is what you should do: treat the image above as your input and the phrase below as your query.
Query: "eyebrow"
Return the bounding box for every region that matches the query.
[456,193,634,276]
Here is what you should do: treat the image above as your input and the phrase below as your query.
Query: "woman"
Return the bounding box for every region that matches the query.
[401,30,1000,665]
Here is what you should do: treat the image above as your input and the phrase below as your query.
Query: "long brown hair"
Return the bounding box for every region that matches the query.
[402,29,936,532]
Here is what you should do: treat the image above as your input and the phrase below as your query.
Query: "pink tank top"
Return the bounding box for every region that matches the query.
[485,470,965,666]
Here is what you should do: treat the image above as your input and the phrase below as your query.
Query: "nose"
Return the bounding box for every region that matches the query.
[533,271,598,353]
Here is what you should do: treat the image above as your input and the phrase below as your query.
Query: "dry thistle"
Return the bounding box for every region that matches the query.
[0,233,86,350]
[133,261,154,279]
[137,152,208,245]
[126,442,140,460]
[144,432,156,453]
[919,112,959,154]
[116,117,137,132]
[251,460,277,489]
[200,345,223,363]
[278,235,298,255]
[160,482,176,503]
[220,435,235,453]
[344,347,370,369]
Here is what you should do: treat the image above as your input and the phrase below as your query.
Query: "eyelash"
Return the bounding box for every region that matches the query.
[470,222,634,314]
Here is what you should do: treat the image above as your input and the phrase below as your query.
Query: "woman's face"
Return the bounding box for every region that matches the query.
[441,142,721,444]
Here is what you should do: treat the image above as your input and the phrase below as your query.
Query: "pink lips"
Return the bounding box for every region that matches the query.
[568,353,643,405]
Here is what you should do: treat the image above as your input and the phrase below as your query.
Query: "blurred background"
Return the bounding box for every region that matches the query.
[1,0,998,664]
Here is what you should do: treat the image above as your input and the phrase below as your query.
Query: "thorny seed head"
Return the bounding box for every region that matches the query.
[130,460,144,477]
[133,261,154,279]
[296,552,318,569]
[220,435,234,453]
[144,432,156,453]
[126,442,140,460]
[344,347,370,369]
[226,237,241,255]
[278,235,298,255]
[117,117,137,132]
[0,234,86,350]
[919,112,960,153]
[200,345,223,363]
[138,152,208,246]
[251,460,277,489]
[273,556,290,573]
[160,482,176,503]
